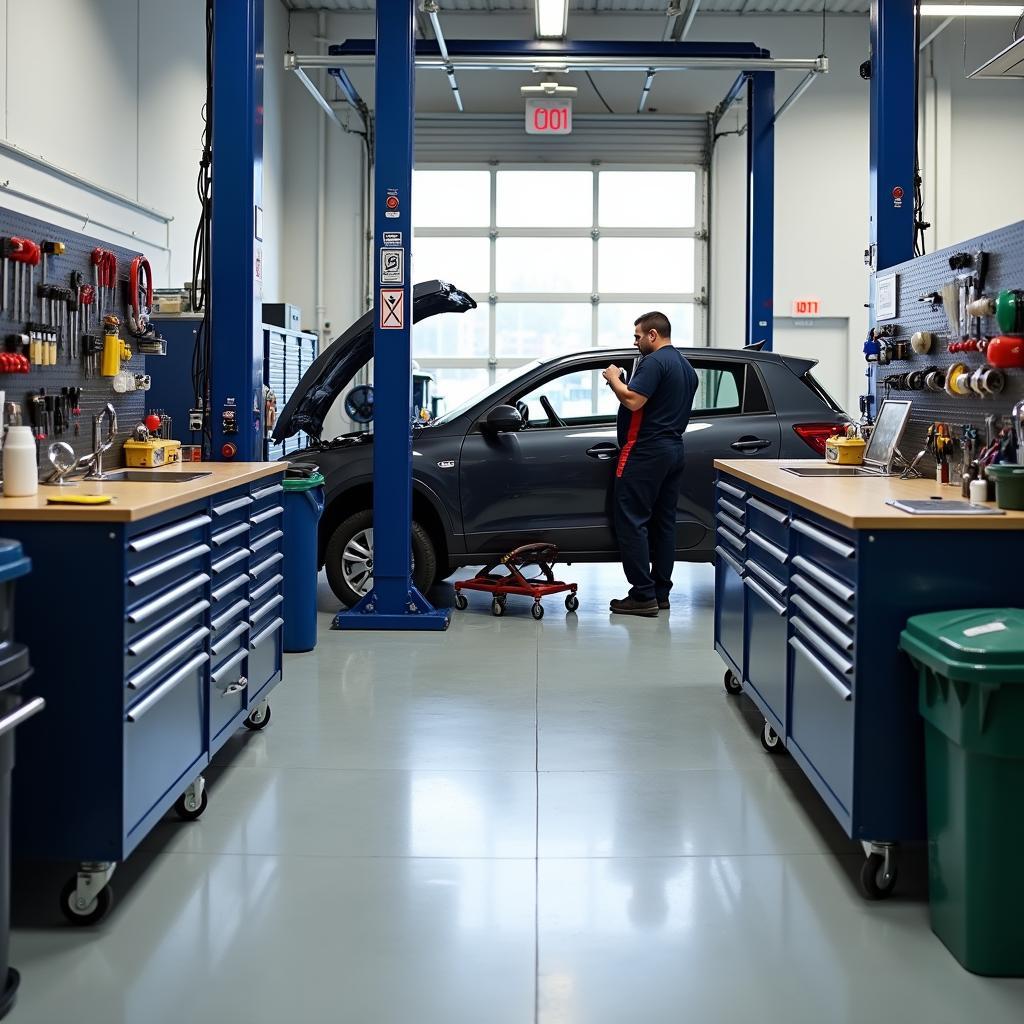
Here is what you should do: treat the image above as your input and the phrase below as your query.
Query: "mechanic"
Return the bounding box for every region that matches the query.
[602,311,698,617]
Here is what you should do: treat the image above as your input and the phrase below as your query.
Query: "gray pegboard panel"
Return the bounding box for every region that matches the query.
[0,205,153,467]
[872,219,1024,468]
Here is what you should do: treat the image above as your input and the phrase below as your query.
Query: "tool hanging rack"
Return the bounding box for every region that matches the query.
[0,206,150,465]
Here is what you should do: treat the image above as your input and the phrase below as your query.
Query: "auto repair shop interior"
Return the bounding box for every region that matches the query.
[0,0,1023,1021]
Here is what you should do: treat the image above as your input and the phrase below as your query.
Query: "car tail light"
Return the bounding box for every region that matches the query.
[793,423,843,456]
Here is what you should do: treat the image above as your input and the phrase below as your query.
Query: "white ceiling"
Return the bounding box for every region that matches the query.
[280,1,872,14]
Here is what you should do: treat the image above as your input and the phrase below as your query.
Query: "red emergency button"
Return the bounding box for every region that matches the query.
[891,186,904,200]
[221,442,237,459]
[385,196,399,210]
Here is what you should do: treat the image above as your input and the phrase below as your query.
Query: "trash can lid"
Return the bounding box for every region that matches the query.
[0,539,31,583]
[900,608,1024,683]
[283,472,325,492]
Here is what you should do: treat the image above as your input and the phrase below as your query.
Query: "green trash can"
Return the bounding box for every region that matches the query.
[900,608,1024,976]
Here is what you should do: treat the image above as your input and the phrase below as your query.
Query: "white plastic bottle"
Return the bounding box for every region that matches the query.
[3,426,39,497]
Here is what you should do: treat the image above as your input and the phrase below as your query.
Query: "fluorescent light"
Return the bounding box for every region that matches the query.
[535,0,569,39]
[921,4,1024,16]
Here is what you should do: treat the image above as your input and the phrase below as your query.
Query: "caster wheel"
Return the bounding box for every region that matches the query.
[760,721,784,754]
[491,598,505,617]
[565,594,579,612]
[174,788,209,821]
[244,703,272,731]
[60,877,113,926]
[454,593,468,611]
[860,853,898,900]
[532,603,545,620]
[724,671,742,696]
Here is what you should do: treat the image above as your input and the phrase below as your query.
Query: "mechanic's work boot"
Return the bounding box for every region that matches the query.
[609,596,659,617]
[657,598,670,610]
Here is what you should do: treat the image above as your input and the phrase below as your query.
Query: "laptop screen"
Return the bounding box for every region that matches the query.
[863,399,912,471]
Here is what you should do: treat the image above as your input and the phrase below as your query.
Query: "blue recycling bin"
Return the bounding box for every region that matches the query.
[281,472,326,653]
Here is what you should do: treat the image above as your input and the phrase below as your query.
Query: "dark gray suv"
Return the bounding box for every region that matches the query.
[274,281,846,607]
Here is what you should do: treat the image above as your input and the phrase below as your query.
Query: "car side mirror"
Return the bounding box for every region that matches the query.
[482,405,524,433]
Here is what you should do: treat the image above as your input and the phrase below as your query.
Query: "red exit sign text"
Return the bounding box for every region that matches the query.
[791,298,821,316]
[525,98,573,135]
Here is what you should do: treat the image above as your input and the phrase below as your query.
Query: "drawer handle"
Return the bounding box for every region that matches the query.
[715,511,745,536]
[212,547,253,575]
[128,544,211,587]
[211,621,250,655]
[792,519,856,559]
[790,595,854,651]
[127,627,210,691]
[211,573,249,603]
[250,573,284,603]
[718,498,745,520]
[129,514,212,552]
[747,497,789,524]
[250,617,284,649]
[127,652,209,722]
[0,696,46,739]
[789,636,852,702]
[251,529,284,553]
[211,648,247,684]
[747,530,788,564]
[250,552,284,579]
[211,599,251,632]
[250,593,284,624]
[213,495,253,517]
[792,574,855,626]
[718,524,745,552]
[743,575,787,616]
[716,480,747,500]
[744,559,786,595]
[211,522,250,547]
[128,600,210,657]
[250,506,284,525]
[127,572,210,624]
[791,616,854,676]
[715,546,744,576]
[251,483,284,501]
[791,556,854,603]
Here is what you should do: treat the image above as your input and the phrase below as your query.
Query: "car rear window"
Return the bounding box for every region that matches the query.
[799,370,844,414]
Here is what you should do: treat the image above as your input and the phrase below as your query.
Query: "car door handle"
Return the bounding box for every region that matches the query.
[586,443,619,460]
[731,437,772,453]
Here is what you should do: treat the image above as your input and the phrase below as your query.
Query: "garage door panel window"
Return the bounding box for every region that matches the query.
[497,170,592,228]
[413,170,490,227]
[597,303,695,348]
[496,238,593,293]
[599,170,696,228]
[412,237,490,295]
[414,302,489,360]
[598,238,694,294]
[495,303,591,359]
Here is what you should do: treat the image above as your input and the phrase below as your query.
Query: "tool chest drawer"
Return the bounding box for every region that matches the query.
[743,561,788,730]
[125,571,211,644]
[248,614,284,703]
[211,545,253,577]
[210,648,248,738]
[744,491,790,547]
[123,601,210,691]
[250,480,285,511]
[211,570,250,605]
[714,544,745,676]
[124,650,208,831]
[249,504,284,543]
[745,525,789,581]
[250,550,285,583]
[126,542,212,603]
[790,515,857,585]
[211,490,255,525]
[126,510,212,572]
[125,624,209,704]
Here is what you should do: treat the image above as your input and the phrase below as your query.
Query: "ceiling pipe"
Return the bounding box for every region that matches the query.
[637,70,656,111]
[679,0,702,41]
[422,1,464,112]
[661,2,682,41]
[919,15,954,49]
[772,68,818,124]
[291,66,345,130]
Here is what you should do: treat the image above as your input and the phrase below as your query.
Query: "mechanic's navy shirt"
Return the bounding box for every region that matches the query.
[616,346,699,451]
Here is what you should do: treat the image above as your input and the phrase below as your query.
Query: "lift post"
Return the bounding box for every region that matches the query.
[746,71,775,351]
[336,0,450,632]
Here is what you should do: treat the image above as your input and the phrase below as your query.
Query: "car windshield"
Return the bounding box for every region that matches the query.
[427,361,544,426]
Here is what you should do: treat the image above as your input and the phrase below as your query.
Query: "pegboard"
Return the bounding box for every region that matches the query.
[0,206,153,467]
[872,219,1024,470]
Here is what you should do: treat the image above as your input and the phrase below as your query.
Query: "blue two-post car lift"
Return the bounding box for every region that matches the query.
[209,0,917,631]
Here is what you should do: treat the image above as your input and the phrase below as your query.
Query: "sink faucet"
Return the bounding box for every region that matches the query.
[80,403,118,481]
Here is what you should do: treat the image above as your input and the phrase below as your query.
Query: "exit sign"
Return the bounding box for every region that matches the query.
[525,98,572,135]
[792,297,822,316]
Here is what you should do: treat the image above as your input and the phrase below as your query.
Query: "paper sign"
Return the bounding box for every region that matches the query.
[380,249,404,285]
[380,288,404,330]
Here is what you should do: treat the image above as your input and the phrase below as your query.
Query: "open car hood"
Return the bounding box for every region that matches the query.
[272,280,477,442]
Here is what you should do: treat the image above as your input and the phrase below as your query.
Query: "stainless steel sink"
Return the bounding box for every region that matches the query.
[100,471,213,483]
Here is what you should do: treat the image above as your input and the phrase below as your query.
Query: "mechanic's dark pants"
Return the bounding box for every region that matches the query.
[613,442,686,602]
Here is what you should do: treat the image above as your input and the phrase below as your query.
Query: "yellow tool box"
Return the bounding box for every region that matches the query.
[825,435,866,465]
[123,439,182,468]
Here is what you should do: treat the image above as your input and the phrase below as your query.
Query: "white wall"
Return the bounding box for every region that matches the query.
[0,0,287,298]
[278,9,1024,420]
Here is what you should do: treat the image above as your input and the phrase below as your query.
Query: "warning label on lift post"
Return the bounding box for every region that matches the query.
[380,248,404,285]
[380,288,405,329]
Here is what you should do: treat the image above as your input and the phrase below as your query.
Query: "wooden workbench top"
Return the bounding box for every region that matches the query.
[0,462,286,523]
[714,459,1024,530]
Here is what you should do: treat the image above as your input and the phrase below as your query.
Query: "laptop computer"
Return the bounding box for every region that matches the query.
[781,399,913,478]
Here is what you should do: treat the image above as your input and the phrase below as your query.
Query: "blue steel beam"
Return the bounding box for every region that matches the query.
[336,0,449,632]
[211,0,265,463]
[746,71,775,351]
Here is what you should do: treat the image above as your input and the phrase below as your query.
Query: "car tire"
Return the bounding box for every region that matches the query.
[325,509,437,608]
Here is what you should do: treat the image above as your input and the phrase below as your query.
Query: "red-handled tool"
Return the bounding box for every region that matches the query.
[8,238,40,324]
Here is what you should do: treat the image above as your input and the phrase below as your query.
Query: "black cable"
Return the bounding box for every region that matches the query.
[585,71,614,114]
[912,1,928,257]
[821,0,827,54]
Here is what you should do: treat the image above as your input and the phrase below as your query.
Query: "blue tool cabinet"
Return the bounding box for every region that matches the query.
[5,468,285,923]
[713,466,1024,898]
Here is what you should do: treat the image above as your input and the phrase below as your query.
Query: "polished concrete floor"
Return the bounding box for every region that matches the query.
[10,564,1024,1023]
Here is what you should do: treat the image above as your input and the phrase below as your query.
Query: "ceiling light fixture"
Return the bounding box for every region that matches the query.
[920,4,1024,15]
[535,0,569,39]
